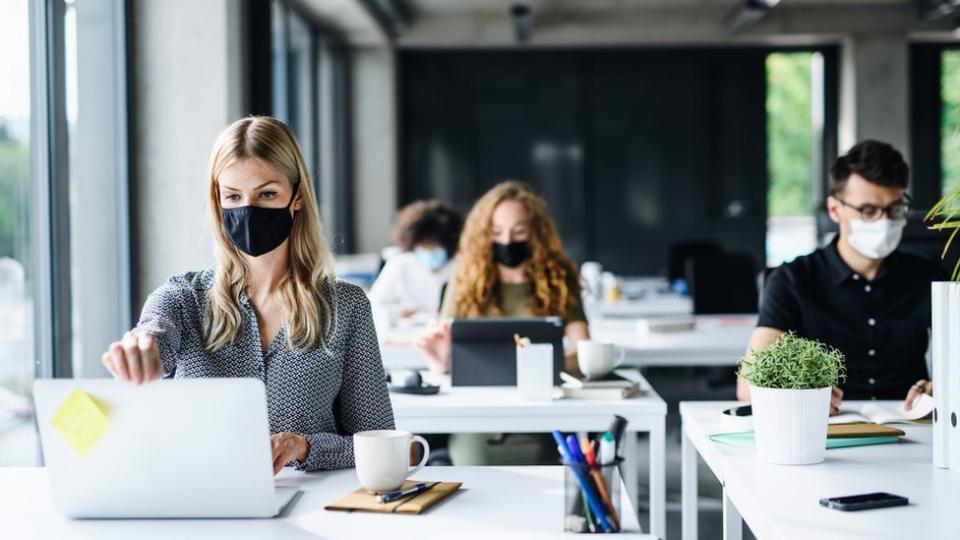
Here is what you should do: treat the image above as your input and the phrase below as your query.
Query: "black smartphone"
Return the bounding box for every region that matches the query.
[819,492,908,511]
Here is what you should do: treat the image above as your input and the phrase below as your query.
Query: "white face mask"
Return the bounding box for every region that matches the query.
[847,218,906,260]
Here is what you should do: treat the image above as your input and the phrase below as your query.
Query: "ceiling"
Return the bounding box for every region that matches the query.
[407,0,910,13]
[297,0,954,48]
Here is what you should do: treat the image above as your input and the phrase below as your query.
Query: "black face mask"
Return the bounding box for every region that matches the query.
[221,183,299,257]
[492,241,530,268]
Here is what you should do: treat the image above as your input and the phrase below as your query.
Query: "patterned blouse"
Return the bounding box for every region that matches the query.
[134,268,395,471]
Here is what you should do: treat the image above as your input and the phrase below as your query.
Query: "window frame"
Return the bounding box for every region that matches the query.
[247,0,354,253]
[27,0,132,381]
[910,42,960,209]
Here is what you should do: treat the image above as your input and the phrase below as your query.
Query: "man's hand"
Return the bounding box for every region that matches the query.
[904,379,932,411]
[830,386,844,416]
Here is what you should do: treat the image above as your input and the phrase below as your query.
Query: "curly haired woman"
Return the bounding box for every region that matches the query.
[417,181,590,465]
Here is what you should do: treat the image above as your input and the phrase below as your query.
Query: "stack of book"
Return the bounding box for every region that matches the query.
[559,371,641,400]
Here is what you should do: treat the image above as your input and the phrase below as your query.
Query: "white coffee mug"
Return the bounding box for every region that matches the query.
[577,340,625,380]
[353,430,430,493]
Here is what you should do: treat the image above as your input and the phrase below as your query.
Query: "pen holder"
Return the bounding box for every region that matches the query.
[562,458,623,533]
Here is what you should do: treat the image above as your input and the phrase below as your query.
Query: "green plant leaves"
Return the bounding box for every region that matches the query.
[926,186,960,281]
[737,331,847,390]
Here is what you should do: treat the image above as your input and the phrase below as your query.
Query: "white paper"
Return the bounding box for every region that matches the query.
[829,394,934,425]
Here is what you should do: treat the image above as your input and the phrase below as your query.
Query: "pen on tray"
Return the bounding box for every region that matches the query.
[376,482,431,504]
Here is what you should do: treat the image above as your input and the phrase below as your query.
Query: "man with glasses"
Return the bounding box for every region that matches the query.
[737,140,945,408]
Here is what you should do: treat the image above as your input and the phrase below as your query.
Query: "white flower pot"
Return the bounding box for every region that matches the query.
[750,385,831,465]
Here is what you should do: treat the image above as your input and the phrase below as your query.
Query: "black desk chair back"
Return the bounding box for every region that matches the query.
[686,252,759,315]
[667,240,722,283]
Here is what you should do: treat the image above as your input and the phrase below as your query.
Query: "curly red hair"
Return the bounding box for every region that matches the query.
[450,181,582,319]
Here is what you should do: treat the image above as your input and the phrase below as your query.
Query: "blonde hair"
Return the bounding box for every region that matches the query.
[450,181,581,318]
[204,116,335,351]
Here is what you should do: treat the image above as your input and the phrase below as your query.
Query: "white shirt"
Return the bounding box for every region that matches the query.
[368,251,454,320]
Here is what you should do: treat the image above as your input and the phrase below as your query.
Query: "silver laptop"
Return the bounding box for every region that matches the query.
[33,378,299,518]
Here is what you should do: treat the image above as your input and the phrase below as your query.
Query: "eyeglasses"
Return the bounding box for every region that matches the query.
[834,195,911,222]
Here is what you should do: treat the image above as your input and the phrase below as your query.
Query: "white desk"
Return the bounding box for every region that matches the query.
[0,466,653,539]
[592,315,755,367]
[680,401,960,540]
[587,295,693,319]
[391,372,668,540]
[379,315,757,370]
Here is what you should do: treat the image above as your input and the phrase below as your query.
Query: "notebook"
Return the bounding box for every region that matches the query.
[710,431,901,450]
[559,371,641,400]
[829,394,934,426]
[324,480,462,515]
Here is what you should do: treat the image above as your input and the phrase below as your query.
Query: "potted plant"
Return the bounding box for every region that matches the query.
[737,332,846,465]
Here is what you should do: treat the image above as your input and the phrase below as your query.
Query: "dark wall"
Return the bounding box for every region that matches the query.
[399,48,770,275]
[911,43,949,210]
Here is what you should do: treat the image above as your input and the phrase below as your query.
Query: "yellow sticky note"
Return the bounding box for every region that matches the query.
[49,389,111,457]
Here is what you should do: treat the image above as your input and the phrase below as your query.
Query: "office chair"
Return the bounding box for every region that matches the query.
[666,240,722,283]
[685,251,759,315]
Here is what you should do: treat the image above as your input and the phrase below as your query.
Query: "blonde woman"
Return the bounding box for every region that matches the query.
[101,116,394,473]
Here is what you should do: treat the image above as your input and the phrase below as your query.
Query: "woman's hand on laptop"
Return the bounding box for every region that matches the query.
[416,320,451,374]
[271,433,308,474]
[102,331,162,384]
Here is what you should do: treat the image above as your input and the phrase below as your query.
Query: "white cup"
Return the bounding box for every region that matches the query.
[580,261,603,300]
[577,340,625,380]
[516,343,555,401]
[353,430,430,493]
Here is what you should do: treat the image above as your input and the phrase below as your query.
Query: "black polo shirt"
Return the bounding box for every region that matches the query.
[758,239,946,400]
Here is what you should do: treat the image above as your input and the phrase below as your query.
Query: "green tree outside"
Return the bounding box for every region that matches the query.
[0,122,30,262]
[942,51,960,196]
[766,52,814,218]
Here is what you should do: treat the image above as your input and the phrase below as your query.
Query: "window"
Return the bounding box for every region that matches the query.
[942,50,960,196]
[287,9,317,172]
[0,0,129,467]
[765,51,824,267]
[264,0,352,252]
[271,0,318,176]
[64,0,132,378]
[0,0,37,466]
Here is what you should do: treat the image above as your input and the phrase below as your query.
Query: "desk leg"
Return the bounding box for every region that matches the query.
[623,431,639,521]
[648,418,666,540]
[681,426,697,540]
[722,488,742,540]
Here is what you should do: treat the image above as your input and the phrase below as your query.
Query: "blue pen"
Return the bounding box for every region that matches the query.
[376,482,431,503]
[553,431,614,532]
[565,434,587,463]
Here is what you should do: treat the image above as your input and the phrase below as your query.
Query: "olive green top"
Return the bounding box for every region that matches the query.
[439,280,587,323]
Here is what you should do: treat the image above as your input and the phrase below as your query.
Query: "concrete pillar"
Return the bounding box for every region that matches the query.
[131,0,245,307]
[351,47,397,253]
[838,33,910,159]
